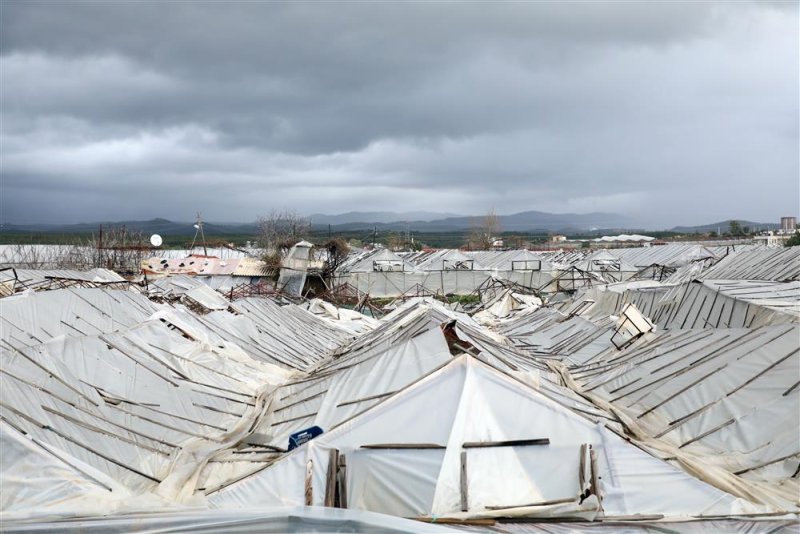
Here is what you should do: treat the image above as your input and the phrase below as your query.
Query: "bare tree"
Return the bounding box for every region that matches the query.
[4,244,57,269]
[85,226,149,272]
[3,227,148,273]
[466,208,501,250]
[257,210,311,252]
[320,238,350,277]
[257,209,312,269]
[386,232,406,251]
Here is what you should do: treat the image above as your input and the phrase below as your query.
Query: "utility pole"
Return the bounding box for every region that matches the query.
[192,212,208,256]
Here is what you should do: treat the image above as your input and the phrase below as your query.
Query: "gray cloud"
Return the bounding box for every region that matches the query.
[1,1,797,227]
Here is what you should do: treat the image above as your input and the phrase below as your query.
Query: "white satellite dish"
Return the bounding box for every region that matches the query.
[150,234,163,247]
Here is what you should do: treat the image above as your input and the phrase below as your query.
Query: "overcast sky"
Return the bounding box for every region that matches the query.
[1,1,797,228]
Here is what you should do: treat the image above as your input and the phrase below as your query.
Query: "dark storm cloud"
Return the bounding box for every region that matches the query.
[1,1,797,226]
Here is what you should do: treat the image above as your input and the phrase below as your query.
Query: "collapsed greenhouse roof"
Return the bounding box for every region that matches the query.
[1,241,798,530]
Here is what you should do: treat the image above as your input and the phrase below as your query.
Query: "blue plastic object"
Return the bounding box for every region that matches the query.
[288,425,324,451]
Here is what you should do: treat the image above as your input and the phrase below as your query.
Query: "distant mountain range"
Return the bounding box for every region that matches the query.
[0,213,780,236]
[308,211,463,225]
[309,210,634,232]
[0,218,257,236]
[670,220,779,233]
[1,211,634,235]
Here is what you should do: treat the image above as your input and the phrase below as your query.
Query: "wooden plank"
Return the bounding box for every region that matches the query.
[460,450,468,512]
[324,448,339,507]
[335,390,398,408]
[725,347,799,398]
[360,443,445,449]
[120,334,190,380]
[462,438,549,448]
[485,497,576,510]
[106,403,211,440]
[578,443,589,501]
[733,451,800,475]
[0,339,100,407]
[243,443,287,453]
[0,402,162,484]
[2,368,179,450]
[100,336,181,388]
[413,518,496,526]
[192,403,243,418]
[782,379,800,397]
[337,454,348,509]
[601,514,665,521]
[304,459,313,506]
[589,446,603,511]
[270,411,317,427]
[117,399,228,432]
[678,418,736,449]
[30,436,114,492]
[40,405,167,456]
[635,364,728,418]
[273,389,327,413]
[694,511,795,519]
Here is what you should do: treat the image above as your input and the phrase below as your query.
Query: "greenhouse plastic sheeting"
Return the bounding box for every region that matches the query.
[209,356,765,519]
[2,507,459,533]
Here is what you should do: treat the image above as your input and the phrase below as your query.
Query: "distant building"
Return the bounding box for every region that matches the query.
[594,234,655,243]
[780,216,796,233]
[550,235,567,243]
[754,231,793,246]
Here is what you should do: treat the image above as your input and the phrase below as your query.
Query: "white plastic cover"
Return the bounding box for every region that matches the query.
[210,356,758,520]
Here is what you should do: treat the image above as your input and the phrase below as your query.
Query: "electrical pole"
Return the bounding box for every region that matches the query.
[192,212,208,256]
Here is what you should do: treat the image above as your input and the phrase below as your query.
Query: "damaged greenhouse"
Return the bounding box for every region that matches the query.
[0,244,798,532]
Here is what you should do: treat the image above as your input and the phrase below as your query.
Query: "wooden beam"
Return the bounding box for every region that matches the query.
[678,418,736,449]
[360,443,445,449]
[460,450,469,512]
[485,497,576,510]
[324,448,339,507]
[589,446,603,511]
[304,459,313,506]
[337,454,348,509]
[6,405,162,483]
[578,443,589,502]
[413,518,496,526]
[733,451,800,475]
[336,390,398,408]
[462,438,549,448]
[601,514,665,521]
